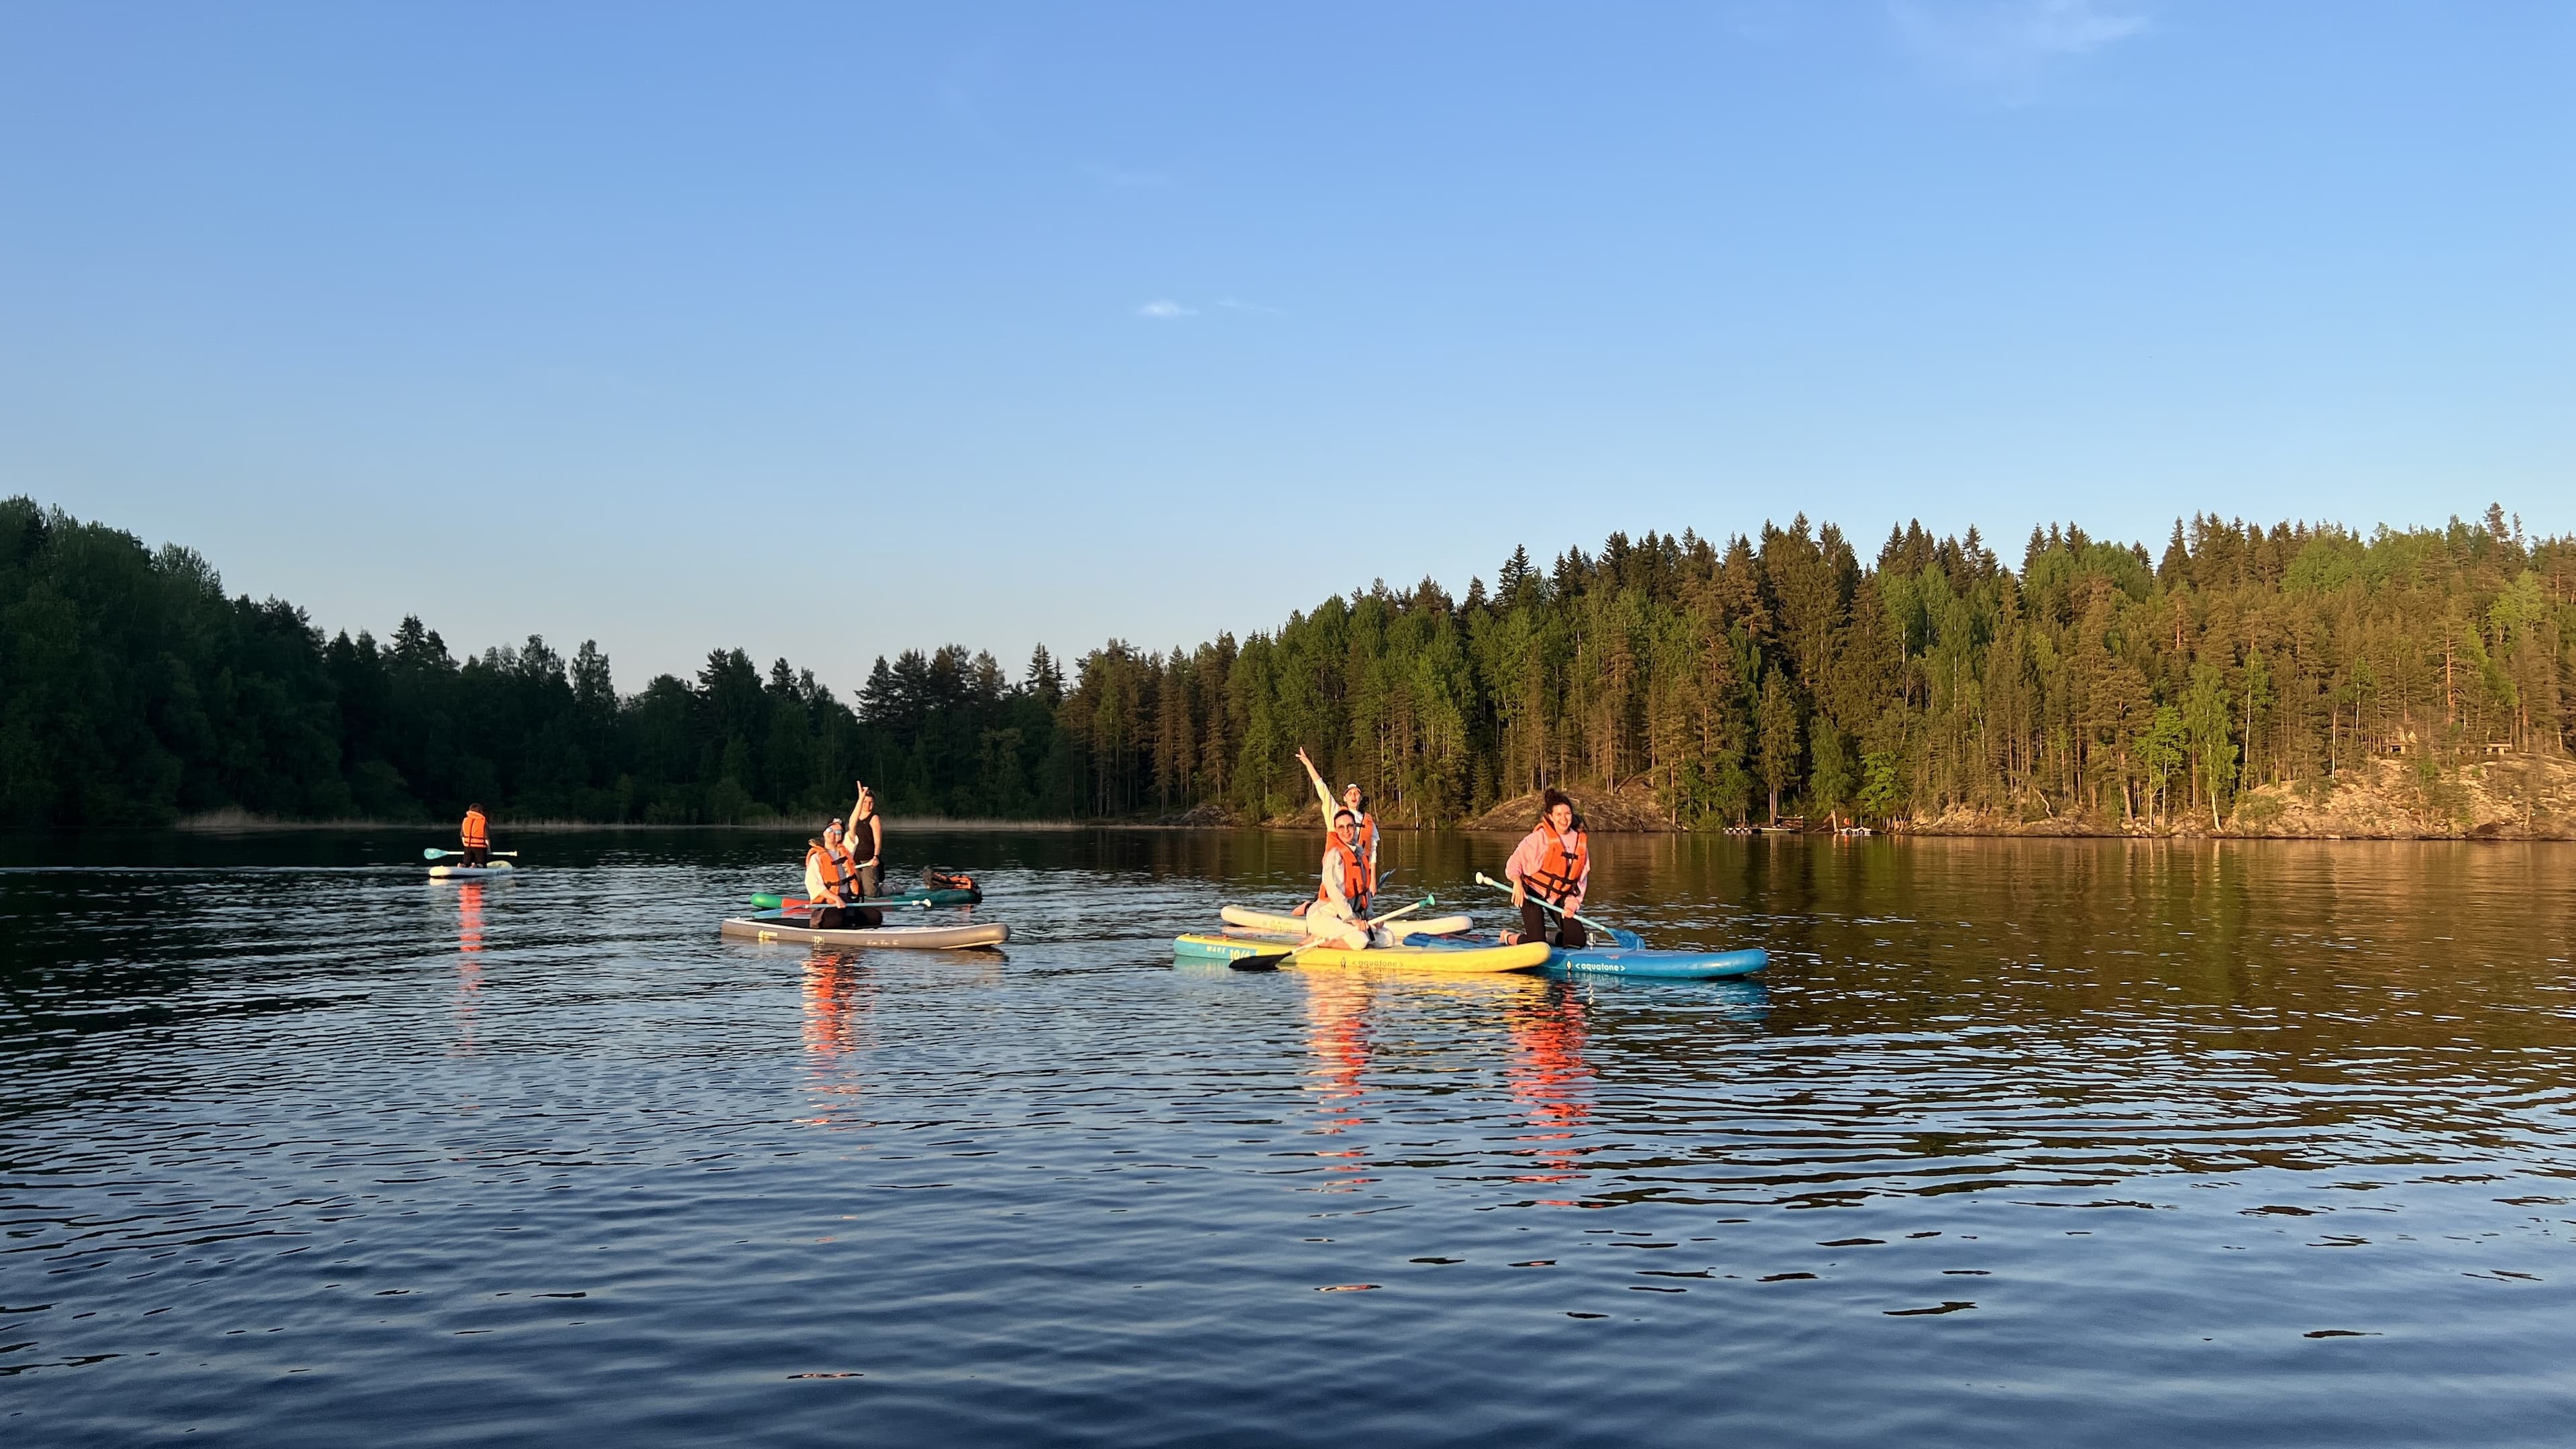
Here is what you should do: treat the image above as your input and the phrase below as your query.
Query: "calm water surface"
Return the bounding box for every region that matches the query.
[3,829,2573,1446]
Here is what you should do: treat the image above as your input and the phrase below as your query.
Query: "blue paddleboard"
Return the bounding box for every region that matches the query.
[1403,928,1767,979]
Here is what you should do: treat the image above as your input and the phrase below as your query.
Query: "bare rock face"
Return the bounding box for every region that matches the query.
[1460,782,1680,833]
[1904,753,2576,839]
[2227,754,2576,839]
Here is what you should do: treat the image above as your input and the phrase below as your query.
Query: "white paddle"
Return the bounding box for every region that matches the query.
[1474,871,1613,938]
[424,847,518,861]
[1231,895,1436,972]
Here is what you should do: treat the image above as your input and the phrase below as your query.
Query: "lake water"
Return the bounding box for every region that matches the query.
[4,829,2573,1446]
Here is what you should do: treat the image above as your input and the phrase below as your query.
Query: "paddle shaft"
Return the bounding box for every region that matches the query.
[1232,895,1434,971]
[1474,871,1612,937]
[424,847,518,860]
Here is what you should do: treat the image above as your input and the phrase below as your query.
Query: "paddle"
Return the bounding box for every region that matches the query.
[424,848,518,861]
[1474,871,1615,939]
[755,893,935,912]
[1231,895,1435,973]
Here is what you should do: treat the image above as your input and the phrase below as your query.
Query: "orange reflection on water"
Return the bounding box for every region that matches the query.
[800,951,877,1129]
[1301,973,1377,1190]
[1504,985,1595,1191]
[451,883,484,1057]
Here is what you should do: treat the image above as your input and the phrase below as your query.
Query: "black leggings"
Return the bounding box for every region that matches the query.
[462,845,488,867]
[1521,900,1587,949]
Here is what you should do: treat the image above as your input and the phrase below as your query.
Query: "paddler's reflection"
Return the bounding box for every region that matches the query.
[1504,982,1595,1189]
[1301,974,1375,1189]
[451,882,484,1056]
[802,949,875,1059]
[800,949,877,1130]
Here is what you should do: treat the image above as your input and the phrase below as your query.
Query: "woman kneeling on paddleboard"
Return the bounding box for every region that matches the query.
[804,835,855,929]
[1505,789,1589,950]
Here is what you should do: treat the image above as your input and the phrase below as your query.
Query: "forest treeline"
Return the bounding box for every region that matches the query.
[3,494,2570,830]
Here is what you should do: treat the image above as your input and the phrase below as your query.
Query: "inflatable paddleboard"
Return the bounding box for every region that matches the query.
[1220,904,1472,937]
[720,910,1007,951]
[1174,930,1548,974]
[1406,927,1766,979]
[429,861,518,880]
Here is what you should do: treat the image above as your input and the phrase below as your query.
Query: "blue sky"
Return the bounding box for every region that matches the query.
[2,2,2567,690]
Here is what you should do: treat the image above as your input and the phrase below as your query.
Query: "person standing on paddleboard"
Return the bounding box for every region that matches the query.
[843,782,886,929]
[1340,782,1379,903]
[1505,789,1590,950]
[460,803,491,869]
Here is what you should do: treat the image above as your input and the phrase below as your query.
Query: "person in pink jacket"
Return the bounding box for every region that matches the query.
[1504,788,1590,949]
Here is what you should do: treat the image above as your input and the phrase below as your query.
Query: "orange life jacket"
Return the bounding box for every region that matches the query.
[824,833,862,893]
[1324,832,1369,909]
[1316,814,1376,903]
[460,810,488,847]
[1525,822,1588,902]
[805,845,846,904]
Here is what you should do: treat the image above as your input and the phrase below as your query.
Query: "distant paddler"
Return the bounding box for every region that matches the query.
[1293,747,1373,949]
[1503,788,1591,950]
[460,802,492,869]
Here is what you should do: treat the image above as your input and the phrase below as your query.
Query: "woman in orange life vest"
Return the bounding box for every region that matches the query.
[1503,788,1590,950]
[804,829,860,930]
[460,803,490,868]
[843,782,886,929]
[1292,747,1374,948]
[1338,782,1379,902]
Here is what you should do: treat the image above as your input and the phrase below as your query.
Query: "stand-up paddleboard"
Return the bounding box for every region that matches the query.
[1220,904,1472,937]
[429,861,519,881]
[1405,927,1766,979]
[720,910,1007,951]
[1174,930,1548,974]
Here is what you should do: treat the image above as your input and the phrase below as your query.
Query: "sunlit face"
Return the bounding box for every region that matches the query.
[1547,803,1574,833]
[858,789,875,812]
[1343,786,1362,809]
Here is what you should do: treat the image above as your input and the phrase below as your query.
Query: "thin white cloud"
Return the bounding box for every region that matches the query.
[1890,0,2150,97]
[1136,299,1197,320]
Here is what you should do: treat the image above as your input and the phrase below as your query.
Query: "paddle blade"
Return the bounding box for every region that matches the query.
[1228,952,1289,972]
[751,893,786,910]
[423,847,450,860]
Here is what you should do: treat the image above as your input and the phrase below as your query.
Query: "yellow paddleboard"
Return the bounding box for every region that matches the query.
[1173,932,1548,974]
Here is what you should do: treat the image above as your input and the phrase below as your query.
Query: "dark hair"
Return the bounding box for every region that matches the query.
[468,802,483,812]
[1334,809,1356,826]
[1538,788,1574,823]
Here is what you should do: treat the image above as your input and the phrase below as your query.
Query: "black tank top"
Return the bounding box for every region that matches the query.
[853,812,882,865]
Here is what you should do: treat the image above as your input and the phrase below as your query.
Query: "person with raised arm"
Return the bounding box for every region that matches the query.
[1294,747,1373,949]
[842,782,887,929]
